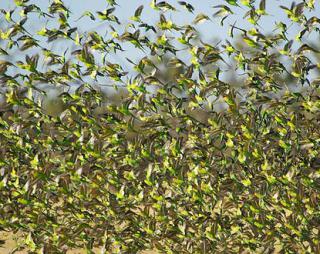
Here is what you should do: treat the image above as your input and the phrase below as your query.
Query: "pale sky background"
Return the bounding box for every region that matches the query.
[0,0,319,95]
[2,0,318,65]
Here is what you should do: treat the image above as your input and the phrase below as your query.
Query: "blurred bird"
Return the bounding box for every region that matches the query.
[178,1,195,13]
[310,157,320,169]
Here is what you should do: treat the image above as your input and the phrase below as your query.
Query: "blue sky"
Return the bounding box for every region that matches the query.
[1,0,319,60]
[0,0,319,86]
[0,0,319,108]
[2,0,317,62]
